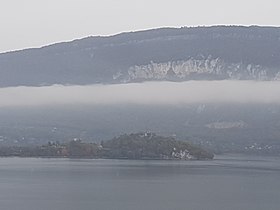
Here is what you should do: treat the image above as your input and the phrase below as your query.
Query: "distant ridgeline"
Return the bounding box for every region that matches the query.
[0,133,214,160]
[0,26,280,87]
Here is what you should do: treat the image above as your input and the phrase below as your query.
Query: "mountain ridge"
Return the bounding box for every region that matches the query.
[0,25,280,87]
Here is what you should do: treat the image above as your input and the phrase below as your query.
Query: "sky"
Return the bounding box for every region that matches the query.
[0,0,279,53]
[0,81,280,107]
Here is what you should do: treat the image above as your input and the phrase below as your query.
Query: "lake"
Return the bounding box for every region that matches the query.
[0,155,279,210]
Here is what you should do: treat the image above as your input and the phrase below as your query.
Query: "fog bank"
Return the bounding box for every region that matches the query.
[1,81,280,107]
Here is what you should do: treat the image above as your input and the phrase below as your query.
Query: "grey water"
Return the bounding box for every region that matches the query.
[0,155,279,210]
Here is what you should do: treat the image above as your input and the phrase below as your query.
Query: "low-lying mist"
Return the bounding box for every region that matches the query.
[1,80,280,107]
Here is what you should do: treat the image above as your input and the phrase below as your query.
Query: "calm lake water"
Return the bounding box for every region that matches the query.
[0,155,279,210]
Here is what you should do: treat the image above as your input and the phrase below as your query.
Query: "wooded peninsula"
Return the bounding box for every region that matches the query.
[0,133,214,160]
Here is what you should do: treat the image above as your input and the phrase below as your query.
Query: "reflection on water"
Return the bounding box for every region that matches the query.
[0,155,279,210]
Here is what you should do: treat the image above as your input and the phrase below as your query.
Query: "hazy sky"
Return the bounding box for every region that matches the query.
[1,81,280,107]
[0,0,279,53]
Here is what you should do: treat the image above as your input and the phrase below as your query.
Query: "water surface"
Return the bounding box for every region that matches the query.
[0,155,279,210]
